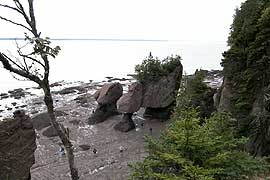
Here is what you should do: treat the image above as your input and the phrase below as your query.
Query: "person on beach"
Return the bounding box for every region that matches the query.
[93,148,97,154]
[119,146,124,153]
[58,146,65,157]
[149,127,153,134]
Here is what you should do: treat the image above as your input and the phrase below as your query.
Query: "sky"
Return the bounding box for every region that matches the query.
[0,0,246,91]
[1,0,245,41]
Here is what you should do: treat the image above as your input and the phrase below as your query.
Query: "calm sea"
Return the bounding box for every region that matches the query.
[0,40,226,93]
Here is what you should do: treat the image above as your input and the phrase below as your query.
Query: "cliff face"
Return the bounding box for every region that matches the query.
[217,78,233,113]
[0,110,36,180]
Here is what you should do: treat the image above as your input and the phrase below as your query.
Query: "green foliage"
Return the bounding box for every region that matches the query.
[135,53,181,83]
[185,70,215,119]
[25,34,61,58]
[221,0,270,134]
[129,94,268,180]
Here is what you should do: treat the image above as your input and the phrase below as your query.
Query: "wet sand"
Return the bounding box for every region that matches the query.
[30,92,170,180]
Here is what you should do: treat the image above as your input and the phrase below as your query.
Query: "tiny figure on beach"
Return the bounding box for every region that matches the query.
[58,146,65,157]
[149,127,153,134]
[119,146,124,153]
[140,122,144,127]
[93,148,97,154]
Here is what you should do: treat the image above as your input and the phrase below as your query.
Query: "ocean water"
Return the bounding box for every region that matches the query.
[0,40,227,93]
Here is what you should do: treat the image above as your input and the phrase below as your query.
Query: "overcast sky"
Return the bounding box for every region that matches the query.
[0,0,246,91]
[1,0,245,41]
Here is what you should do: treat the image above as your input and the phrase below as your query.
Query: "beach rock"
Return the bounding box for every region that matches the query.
[117,82,142,113]
[55,86,87,95]
[69,119,81,126]
[0,110,36,180]
[93,88,101,100]
[114,113,136,132]
[8,88,28,99]
[50,82,63,87]
[32,111,67,130]
[74,94,94,107]
[79,144,91,151]
[142,65,182,108]
[108,77,131,82]
[97,83,123,105]
[42,125,58,137]
[89,83,123,124]
[0,93,9,99]
[89,103,119,124]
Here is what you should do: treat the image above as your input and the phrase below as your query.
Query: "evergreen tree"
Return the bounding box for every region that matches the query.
[221,0,270,137]
[129,93,268,180]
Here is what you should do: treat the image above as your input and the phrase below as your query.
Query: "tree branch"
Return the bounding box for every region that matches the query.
[0,15,32,32]
[0,52,42,84]
[0,3,23,14]
[15,40,46,69]
[28,0,38,37]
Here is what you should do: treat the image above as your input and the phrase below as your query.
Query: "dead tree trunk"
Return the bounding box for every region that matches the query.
[0,1,80,179]
[41,82,79,180]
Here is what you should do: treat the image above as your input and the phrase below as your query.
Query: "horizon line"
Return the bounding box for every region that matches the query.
[0,37,169,42]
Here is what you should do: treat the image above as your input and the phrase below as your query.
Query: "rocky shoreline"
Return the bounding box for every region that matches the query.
[1,77,168,179]
[0,71,223,179]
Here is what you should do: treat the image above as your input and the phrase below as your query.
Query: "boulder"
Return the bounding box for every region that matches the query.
[97,83,123,105]
[32,111,67,130]
[89,83,123,124]
[8,88,29,99]
[141,64,182,119]
[0,93,9,99]
[89,103,119,124]
[79,144,91,151]
[93,88,101,100]
[142,65,182,108]
[42,125,58,137]
[117,82,142,113]
[0,110,36,180]
[55,86,87,95]
[114,113,136,132]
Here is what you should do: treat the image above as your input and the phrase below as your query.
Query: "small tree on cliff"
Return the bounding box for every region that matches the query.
[0,1,79,179]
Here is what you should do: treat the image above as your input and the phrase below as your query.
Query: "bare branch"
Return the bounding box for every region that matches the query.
[28,0,38,36]
[0,3,23,14]
[0,15,32,32]
[14,40,46,69]
[13,0,39,37]
[14,40,28,71]
[0,52,42,84]
[5,51,27,71]
[19,52,46,69]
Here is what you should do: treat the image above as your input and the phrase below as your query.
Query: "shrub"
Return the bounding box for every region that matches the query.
[135,53,181,83]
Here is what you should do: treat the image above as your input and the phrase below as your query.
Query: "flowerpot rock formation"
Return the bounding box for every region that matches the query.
[88,82,123,125]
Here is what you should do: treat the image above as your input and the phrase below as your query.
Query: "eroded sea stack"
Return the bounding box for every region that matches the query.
[0,110,36,180]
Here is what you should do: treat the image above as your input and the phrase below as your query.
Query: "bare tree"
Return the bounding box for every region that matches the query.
[0,1,79,179]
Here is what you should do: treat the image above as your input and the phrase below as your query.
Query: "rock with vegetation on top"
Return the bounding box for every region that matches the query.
[141,65,182,108]
[0,110,36,180]
[141,64,183,119]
